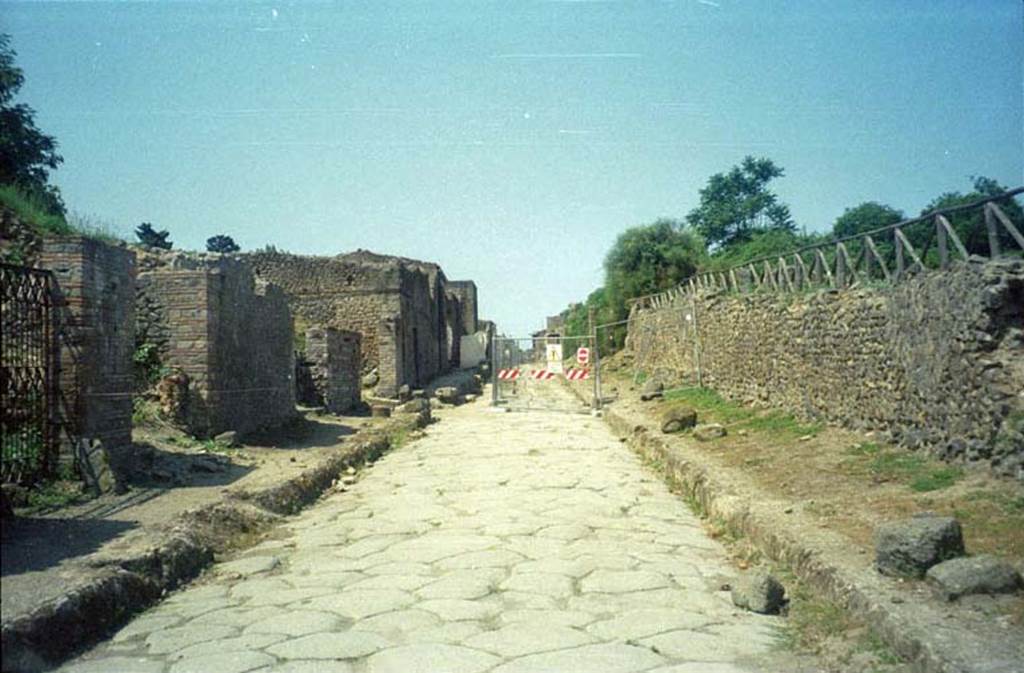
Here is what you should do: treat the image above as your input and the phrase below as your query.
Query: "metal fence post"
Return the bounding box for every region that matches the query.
[490,335,498,406]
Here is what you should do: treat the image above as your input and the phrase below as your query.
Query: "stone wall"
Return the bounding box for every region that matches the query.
[137,253,295,437]
[38,238,136,465]
[627,260,1024,478]
[305,327,361,413]
[448,281,478,335]
[245,250,469,397]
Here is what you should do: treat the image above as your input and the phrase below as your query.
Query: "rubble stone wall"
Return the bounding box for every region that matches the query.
[246,251,467,397]
[628,260,1024,478]
[305,327,361,413]
[448,281,478,335]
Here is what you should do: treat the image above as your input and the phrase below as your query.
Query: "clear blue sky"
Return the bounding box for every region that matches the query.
[3,0,1022,337]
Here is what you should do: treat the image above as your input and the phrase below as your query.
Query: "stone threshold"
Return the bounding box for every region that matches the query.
[600,402,1022,673]
[0,409,431,673]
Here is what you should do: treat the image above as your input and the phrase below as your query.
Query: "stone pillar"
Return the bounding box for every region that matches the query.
[376,315,401,398]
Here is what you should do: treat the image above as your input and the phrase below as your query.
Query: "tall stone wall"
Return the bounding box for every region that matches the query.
[448,281,478,335]
[305,327,361,413]
[38,237,136,459]
[137,254,295,437]
[628,260,1024,478]
[246,250,467,397]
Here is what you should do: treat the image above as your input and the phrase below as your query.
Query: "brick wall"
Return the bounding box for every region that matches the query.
[38,237,135,459]
[137,253,295,437]
[305,327,361,413]
[627,259,1024,478]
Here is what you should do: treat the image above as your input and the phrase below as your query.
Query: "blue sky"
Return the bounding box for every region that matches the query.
[3,0,1022,337]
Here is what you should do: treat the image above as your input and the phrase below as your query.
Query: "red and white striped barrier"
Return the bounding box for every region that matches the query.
[565,368,590,381]
[498,368,520,380]
[529,369,557,380]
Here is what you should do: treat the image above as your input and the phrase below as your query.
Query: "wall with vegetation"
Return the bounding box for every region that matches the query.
[628,259,1024,478]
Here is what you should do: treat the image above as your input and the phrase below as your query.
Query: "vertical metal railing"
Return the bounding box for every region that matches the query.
[1,263,59,484]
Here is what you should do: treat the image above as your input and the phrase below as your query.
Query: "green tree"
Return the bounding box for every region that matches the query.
[0,34,64,215]
[135,222,172,249]
[832,202,905,239]
[919,176,1023,258]
[705,228,820,271]
[603,219,706,347]
[685,156,794,248]
[206,234,240,253]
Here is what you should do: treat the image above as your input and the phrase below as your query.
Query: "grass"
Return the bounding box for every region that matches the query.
[843,442,963,493]
[663,387,821,437]
[0,184,73,236]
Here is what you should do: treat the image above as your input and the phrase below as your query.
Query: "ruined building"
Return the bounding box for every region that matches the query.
[246,249,478,398]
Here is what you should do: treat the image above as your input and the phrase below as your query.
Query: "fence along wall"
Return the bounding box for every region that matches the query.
[628,259,1024,479]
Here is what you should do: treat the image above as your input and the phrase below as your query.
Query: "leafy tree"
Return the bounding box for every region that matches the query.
[918,176,1023,258]
[832,202,905,239]
[206,234,240,253]
[0,34,64,215]
[603,219,706,347]
[685,156,794,249]
[705,228,821,271]
[135,222,172,249]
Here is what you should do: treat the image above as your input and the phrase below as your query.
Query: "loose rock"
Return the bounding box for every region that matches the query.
[371,405,392,418]
[214,431,239,447]
[731,571,786,614]
[435,387,462,405]
[875,515,965,578]
[925,555,1023,601]
[640,380,664,401]
[693,423,727,441]
[660,407,698,434]
[362,369,380,388]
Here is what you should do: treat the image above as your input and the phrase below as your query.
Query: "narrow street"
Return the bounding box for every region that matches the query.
[59,386,796,673]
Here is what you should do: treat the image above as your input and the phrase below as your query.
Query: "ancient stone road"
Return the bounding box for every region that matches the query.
[60,389,793,673]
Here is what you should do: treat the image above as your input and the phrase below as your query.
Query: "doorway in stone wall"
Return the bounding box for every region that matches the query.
[412,327,421,385]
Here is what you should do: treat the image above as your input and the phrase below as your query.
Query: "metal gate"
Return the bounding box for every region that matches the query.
[1,263,59,483]
[490,335,600,413]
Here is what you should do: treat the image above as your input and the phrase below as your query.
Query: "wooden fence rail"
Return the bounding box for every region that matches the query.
[630,187,1024,309]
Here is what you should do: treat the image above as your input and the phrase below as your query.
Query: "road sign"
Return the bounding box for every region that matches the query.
[576,347,590,365]
[566,368,589,381]
[545,343,563,373]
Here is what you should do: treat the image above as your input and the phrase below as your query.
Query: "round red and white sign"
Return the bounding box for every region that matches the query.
[576,347,590,365]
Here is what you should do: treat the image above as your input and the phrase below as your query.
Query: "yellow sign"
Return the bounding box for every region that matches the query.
[545,343,564,373]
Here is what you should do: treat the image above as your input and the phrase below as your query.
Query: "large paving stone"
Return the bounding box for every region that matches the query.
[365,644,500,673]
[586,608,713,640]
[169,651,275,673]
[215,555,281,577]
[266,632,392,659]
[417,599,502,621]
[60,658,166,673]
[464,623,596,657]
[304,589,416,619]
[145,624,237,655]
[244,610,341,636]
[499,572,574,598]
[491,642,666,673]
[925,555,1023,600]
[580,570,670,593]
[172,632,286,659]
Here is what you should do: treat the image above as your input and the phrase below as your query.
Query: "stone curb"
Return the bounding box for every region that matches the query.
[0,410,430,673]
[602,405,1023,673]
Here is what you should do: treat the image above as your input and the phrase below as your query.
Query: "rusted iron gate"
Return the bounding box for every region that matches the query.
[1,263,59,483]
[631,187,1024,309]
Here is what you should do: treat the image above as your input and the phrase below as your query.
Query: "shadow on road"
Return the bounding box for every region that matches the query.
[0,516,138,576]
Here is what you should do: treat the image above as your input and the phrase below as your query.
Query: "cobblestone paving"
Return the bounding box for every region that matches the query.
[60,392,797,673]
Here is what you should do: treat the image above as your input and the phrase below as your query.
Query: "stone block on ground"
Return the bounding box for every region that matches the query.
[412,389,426,399]
[640,380,664,401]
[464,394,478,403]
[397,398,430,415]
[731,570,786,614]
[398,384,412,402]
[925,555,1023,601]
[875,515,965,578]
[435,387,462,405]
[693,423,727,441]
[660,407,698,434]
[214,431,239,447]
[371,405,392,419]
[362,369,380,388]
